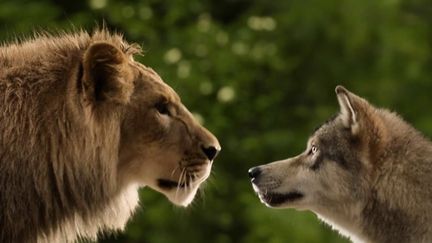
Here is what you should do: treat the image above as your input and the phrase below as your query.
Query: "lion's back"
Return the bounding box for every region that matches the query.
[0,31,140,243]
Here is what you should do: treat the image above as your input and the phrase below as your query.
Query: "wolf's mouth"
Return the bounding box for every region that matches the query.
[260,191,304,206]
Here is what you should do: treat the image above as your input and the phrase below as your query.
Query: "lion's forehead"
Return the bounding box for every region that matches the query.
[130,62,181,104]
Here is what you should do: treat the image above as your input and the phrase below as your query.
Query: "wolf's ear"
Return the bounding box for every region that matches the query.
[335,85,362,134]
[82,41,134,104]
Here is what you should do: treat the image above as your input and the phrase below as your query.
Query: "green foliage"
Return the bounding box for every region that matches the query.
[1,0,432,242]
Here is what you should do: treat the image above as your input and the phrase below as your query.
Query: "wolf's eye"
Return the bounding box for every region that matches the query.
[311,145,318,155]
[155,101,170,116]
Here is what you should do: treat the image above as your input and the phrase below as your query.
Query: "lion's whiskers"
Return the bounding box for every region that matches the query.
[170,165,180,179]
[195,174,208,184]
[174,168,186,201]
[187,173,193,190]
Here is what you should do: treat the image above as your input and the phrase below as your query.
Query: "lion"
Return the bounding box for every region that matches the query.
[0,30,220,242]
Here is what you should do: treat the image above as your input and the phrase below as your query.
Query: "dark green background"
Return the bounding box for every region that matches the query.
[1,0,432,242]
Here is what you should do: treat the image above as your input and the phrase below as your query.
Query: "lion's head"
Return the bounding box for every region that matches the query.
[82,41,220,206]
[0,31,221,242]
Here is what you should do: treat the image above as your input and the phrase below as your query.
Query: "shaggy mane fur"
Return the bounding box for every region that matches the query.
[0,30,142,242]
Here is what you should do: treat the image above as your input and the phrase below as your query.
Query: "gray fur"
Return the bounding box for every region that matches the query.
[251,86,432,243]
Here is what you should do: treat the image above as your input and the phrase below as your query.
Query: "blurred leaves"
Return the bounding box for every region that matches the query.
[2,0,432,242]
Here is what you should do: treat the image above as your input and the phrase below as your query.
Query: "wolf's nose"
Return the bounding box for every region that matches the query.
[201,145,220,161]
[248,167,262,179]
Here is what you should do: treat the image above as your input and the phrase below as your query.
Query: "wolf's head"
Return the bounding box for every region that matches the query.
[249,86,386,212]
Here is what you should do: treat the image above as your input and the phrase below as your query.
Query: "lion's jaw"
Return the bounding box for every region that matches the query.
[157,162,213,206]
[120,150,214,207]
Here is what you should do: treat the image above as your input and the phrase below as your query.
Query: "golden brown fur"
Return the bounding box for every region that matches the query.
[0,30,220,242]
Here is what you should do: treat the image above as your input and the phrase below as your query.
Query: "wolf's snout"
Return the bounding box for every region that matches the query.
[248,166,262,180]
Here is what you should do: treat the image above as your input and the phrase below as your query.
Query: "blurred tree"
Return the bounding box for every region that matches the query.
[1,0,432,242]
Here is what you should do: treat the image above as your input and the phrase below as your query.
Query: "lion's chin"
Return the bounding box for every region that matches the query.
[154,165,212,206]
[148,178,204,207]
[164,185,200,207]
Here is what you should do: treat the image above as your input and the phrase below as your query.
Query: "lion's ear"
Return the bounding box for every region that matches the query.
[82,41,133,104]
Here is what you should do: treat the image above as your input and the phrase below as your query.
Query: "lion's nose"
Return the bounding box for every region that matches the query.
[201,145,220,161]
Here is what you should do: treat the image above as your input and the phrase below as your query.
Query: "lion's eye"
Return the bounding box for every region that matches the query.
[155,101,170,116]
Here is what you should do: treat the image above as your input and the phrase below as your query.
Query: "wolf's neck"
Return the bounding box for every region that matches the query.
[315,193,422,243]
[314,202,369,243]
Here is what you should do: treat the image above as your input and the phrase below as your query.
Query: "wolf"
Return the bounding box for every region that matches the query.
[249,86,432,243]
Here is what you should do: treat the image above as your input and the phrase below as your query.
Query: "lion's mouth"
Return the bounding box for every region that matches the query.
[157,160,212,190]
[157,179,188,190]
